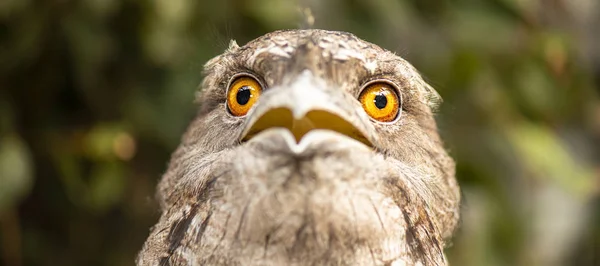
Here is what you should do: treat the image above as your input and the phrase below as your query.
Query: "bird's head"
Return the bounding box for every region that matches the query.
[138,30,460,266]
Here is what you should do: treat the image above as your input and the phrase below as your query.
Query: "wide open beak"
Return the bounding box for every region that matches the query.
[240,71,378,148]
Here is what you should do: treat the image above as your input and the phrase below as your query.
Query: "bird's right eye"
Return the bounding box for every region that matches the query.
[227,76,263,116]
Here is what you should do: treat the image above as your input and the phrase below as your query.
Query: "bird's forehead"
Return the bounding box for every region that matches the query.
[239,30,384,75]
[245,30,381,72]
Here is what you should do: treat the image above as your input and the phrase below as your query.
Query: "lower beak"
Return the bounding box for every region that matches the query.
[239,71,377,148]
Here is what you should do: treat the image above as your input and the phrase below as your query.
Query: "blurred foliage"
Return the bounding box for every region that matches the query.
[1,0,599,265]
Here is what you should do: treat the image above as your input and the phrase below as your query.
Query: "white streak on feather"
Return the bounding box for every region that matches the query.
[227,40,240,53]
[365,60,378,74]
[249,43,292,65]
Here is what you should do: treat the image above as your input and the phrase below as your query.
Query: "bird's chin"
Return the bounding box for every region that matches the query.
[198,128,414,265]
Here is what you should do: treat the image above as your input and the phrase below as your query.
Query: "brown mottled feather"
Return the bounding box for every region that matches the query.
[137,29,460,266]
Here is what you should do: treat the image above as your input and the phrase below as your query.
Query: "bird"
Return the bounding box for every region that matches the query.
[137,29,460,266]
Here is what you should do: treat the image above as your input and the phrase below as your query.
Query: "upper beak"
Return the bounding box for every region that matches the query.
[239,71,377,148]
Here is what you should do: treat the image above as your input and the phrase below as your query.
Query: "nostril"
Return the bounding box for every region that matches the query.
[240,108,373,147]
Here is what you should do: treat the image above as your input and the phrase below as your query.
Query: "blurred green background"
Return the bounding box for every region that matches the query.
[1,0,599,265]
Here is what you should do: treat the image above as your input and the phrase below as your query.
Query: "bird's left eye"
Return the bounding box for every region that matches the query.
[227,76,263,116]
[359,81,401,122]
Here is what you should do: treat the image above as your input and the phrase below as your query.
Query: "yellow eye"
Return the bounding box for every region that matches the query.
[359,82,400,122]
[227,76,263,116]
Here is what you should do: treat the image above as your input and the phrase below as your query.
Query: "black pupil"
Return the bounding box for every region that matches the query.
[236,86,252,105]
[374,93,387,109]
